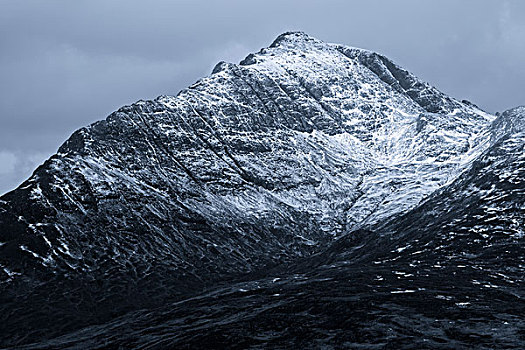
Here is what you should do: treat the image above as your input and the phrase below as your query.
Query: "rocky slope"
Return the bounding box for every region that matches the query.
[24,106,524,350]
[0,32,521,348]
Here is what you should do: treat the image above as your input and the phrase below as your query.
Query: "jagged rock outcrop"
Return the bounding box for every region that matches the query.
[0,32,522,348]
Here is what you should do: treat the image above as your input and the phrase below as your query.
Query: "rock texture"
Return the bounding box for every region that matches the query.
[0,32,522,348]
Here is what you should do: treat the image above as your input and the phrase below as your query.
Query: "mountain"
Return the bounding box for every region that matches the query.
[0,32,522,348]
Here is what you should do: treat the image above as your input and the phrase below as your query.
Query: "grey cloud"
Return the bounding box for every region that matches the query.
[1,0,524,194]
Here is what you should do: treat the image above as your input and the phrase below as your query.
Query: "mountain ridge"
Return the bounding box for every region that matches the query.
[0,32,522,348]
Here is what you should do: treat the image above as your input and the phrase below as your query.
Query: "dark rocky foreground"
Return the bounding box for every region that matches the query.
[0,33,523,349]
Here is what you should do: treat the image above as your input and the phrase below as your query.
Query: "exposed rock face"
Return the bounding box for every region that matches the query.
[0,32,522,348]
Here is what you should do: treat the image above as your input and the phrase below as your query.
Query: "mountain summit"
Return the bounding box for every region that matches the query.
[0,32,523,348]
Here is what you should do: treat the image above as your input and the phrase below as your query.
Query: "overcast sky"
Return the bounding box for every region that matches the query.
[1,0,524,194]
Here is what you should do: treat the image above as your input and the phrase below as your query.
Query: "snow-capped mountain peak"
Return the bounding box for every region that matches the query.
[1,32,521,348]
